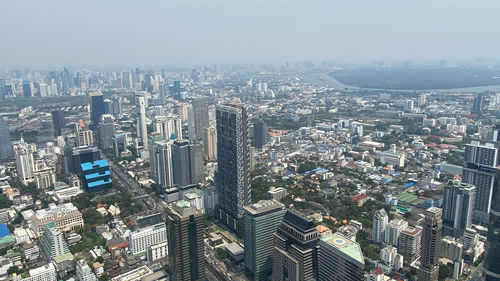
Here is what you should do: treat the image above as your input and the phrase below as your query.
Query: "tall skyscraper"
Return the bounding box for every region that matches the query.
[418,207,442,281]
[318,232,365,281]
[442,180,475,238]
[15,141,36,185]
[76,259,97,281]
[0,117,13,161]
[51,110,65,137]
[166,200,205,281]
[136,94,149,152]
[171,140,203,187]
[253,120,269,149]
[153,115,182,141]
[90,92,105,130]
[484,171,500,280]
[272,209,319,281]
[98,114,115,150]
[471,93,485,115]
[215,104,251,230]
[462,140,499,223]
[244,200,286,281]
[152,140,173,187]
[203,125,217,161]
[22,80,33,97]
[191,97,209,141]
[372,209,388,243]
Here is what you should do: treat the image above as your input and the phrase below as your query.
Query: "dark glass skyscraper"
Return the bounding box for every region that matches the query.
[484,171,500,281]
[418,207,442,281]
[22,80,32,97]
[191,97,209,141]
[166,201,205,281]
[90,92,105,130]
[51,110,66,137]
[442,180,475,238]
[0,118,14,161]
[171,140,203,187]
[215,104,251,231]
[253,120,269,149]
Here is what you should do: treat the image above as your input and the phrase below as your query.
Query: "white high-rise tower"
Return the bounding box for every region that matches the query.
[136,94,149,152]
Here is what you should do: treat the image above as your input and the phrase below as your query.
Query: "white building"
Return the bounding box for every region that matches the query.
[15,144,35,185]
[76,259,97,281]
[146,241,168,261]
[128,222,167,256]
[21,263,57,281]
[30,203,83,237]
[379,151,405,168]
[384,219,408,247]
[373,209,388,243]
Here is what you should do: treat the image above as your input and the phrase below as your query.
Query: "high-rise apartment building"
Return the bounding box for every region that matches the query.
[462,140,499,223]
[372,209,388,243]
[166,201,205,281]
[153,115,183,141]
[418,207,442,281]
[171,140,203,187]
[318,232,365,281]
[90,92,105,130]
[384,219,408,247]
[203,125,217,161]
[152,140,173,187]
[442,180,475,238]
[471,94,485,115]
[76,259,97,281]
[272,210,319,281]
[253,120,269,149]
[397,225,422,259]
[76,124,94,147]
[98,114,115,150]
[191,97,209,141]
[244,200,286,281]
[484,168,500,281]
[40,222,71,260]
[215,104,251,230]
[136,94,149,152]
[15,142,36,185]
[0,117,14,161]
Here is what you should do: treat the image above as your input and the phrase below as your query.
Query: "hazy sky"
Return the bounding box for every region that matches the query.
[1,0,500,67]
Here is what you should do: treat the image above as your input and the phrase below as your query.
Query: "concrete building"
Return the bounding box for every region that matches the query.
[171,140,203,187]
[76,259,97,281]
[318,232,364,281]
[442,180,475,238]
[40,222,72,260]
[90,92,105,130]
[15,142,36,184]
[244,200,286,281]
[372,209,388,243]
[272,210,319,281]
[136,94,149,153]
[216,104,251,230]
[98,114,115,150]
[267,187,287,201]
[29,203,83,237]
[128,214,167,256]
[397,225,422,259]
[203,125,217,161]
[21,263,57,281]
[191,97,210,141]
[151,140,173,187]
[418,207,442,281]
[384,219,408,247]
[166,201,205,281]
[253,120,269,149]
[0,117,13,161]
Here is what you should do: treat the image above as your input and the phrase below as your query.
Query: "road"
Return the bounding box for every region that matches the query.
[467,263,483,281]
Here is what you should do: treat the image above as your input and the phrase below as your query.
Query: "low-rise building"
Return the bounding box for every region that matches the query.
[29,203,83,237]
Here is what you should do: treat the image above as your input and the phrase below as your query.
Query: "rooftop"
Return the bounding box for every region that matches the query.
[322,232,364,265]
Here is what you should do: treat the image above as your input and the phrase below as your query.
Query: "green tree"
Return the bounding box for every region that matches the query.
[99,273,110,281]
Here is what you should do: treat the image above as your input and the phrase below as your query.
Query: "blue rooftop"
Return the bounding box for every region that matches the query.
[85,170,111,180]
[81,159,109,171]
[88,178,112,188]
[0,224,10,238]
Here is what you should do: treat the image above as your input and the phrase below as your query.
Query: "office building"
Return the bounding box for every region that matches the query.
[215,104,251,230]
[22,80,33,97]
[136,94,148,150]
[90,92,105,130]
[203,125,217,161]
[21,263,57,281]
[166,200,205,281]
[253,120,268,149]
[442,180,475,238]
[272,209,319,281]
[103,99,112,114]
[152,140,173,187]
[418,207,442,281]
[51,110,65,137]
[0,118,14,161]
[471,94,484,115]
[128,214,167,256]
[76,125,94,147]
[40,222,71,260]
[171,140,203,187]
[76,259,97,281]
[191,97,209,140]
[64,146,100,175]
[153,115,183,141]
[484,168,500,280]
[113,133,126,158]
[397,225,422,259]
[98,114,115,150]
[15,143,36,184]
[384,219,408,247]
[244,200,286,281]
[80,160,112,192]
[372,209,388,243]
[318,232,364,281]
[462,141,499,223]
[29,203,83,237]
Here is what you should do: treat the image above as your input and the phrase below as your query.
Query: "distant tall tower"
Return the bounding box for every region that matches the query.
[14,142,35,184]
[136,94,148,152]
[471,93,485,115]
[418,93,427,107]
[484,171,500,280]
[272,209,319,281]
[152,140,173,187]
[166,201,205,281]
[442,180,475,238]
[372,209,388,243]
[98,114,115,150]
[203,125,217,161]
[0,118,13,161]
[244,200,286,281]
[418,207,442,281]
[191,97,209,141]
[171,140,203,187]
[22,80,32,97]
[215,104,251,230]
[51,110,65,137]
[253,120,269,149]
[90,92,105,130]
[462,140,499,223]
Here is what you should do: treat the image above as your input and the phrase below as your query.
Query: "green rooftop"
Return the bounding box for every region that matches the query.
[322,233,364,265]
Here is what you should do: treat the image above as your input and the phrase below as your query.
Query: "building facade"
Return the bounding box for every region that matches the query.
[171,140,203,187]
[372,209,388,243]
[0,117,14,161]
[418,207,442,281]
[442,180,475,238]
[318,232,365,281]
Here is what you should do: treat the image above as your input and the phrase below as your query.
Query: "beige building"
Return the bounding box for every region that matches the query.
[29,203,83,237]
[203,125,217,161]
